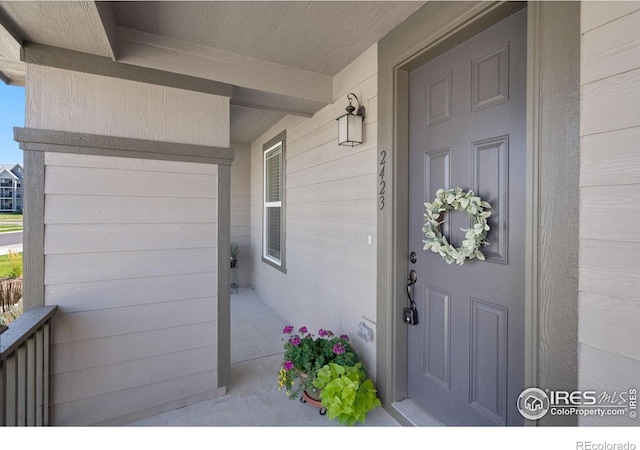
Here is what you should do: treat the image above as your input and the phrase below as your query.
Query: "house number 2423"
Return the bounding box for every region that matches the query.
[379,150,386,210]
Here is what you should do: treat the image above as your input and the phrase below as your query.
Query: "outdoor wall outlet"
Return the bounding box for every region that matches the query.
[357,322,373,342]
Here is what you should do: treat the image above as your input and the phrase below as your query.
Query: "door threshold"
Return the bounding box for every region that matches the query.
[392,399,444,426]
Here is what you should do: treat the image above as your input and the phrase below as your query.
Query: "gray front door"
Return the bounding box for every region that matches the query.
[407,7,527,426]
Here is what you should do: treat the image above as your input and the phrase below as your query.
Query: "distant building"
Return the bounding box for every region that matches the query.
[0,163,23,213]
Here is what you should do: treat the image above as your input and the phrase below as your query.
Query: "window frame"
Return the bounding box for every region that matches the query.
[262,131,287,273]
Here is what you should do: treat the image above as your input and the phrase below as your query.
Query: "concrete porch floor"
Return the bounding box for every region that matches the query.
[126,287,401,427]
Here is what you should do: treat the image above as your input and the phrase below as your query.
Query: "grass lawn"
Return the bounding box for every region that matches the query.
[0,252,22,278]
[0,224,23,233]
[0,213,23,222]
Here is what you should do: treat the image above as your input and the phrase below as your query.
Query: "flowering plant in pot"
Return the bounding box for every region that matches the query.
[277,325,360,400]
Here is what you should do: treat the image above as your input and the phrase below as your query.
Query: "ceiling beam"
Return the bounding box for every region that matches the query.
[91,1,117,61]
[0,10,22,61]
[0,58,25,86]
[231,85,326,119]
[230,100,313,119]
[116,26,333,107]
[0,9,24,85]
[22,42,233,98]
[0,1,115,59]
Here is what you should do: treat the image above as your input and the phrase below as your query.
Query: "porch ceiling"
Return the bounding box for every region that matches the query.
[0,0,424,144]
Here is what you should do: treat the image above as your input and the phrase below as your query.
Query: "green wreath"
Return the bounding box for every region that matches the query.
[422,187,492,265]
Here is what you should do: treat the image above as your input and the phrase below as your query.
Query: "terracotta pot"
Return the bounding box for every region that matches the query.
[302,390,322,406]
[301,390,327,415]
[296,371,322,401]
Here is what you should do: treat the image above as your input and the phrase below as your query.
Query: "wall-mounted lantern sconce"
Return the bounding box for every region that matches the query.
[336,93,365,147]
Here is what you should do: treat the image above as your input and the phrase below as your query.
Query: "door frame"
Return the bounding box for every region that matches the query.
[376,1,580,426]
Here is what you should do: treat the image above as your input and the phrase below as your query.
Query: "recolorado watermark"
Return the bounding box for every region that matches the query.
[517,387,637,421]
[576,442,636,450]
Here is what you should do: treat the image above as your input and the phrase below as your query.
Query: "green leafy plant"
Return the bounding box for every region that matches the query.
[230,243,239,268]
[6,250,22,278]
[0,253,21,279]
[230,243,239,259]
[313,362,381,426]
[278,325,359,400]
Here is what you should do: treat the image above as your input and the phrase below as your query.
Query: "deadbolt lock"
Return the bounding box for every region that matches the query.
[403,306,418,325]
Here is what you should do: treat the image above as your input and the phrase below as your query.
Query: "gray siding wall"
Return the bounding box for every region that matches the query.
[579,1,640,426]
[231,142,251,288]
[249,45,379,374]
[25,64,230,425]
[44,153,220,425]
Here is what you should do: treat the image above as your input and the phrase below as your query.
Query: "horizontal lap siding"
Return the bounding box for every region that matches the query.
[44,248,217,284]
[250,45,379,373]
[230,143,251,287]
[578,345,640,427]
[581,9,640,85]
[44,153,219,425]
[580,185,640,243]
[54,370,219,426]
[579,1,640,426]
[45,223,218,254]
[580,127,640,187]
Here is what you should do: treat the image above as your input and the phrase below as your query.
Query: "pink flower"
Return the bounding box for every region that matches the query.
[318,329,332,337]
[289,335,301,346]
[333,343,345,355]
[283,360,294,371]
[299,326,308,334]
[283,325,294,334]
[340,334,349,341]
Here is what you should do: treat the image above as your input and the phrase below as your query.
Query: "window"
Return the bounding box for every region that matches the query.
[263,131,286,271]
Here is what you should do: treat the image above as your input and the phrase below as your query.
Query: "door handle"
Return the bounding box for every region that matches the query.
[404,270,419,325]
[407,269,417,301]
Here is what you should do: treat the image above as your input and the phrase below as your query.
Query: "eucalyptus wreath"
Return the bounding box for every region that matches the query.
[422,187,492,265]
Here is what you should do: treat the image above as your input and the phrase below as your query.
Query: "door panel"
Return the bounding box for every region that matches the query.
[424,285,451,390]
[469,298,508,424]
[407,7,527,426]
[471,135,509,263]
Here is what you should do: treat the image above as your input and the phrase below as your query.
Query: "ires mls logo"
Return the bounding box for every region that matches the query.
[517,388,550,420]
[517,387,638,420]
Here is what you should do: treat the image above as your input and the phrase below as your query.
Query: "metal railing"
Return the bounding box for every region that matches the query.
[0,306,57,426]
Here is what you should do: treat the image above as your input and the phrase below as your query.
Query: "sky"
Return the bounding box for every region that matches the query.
[0,82,25,165]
